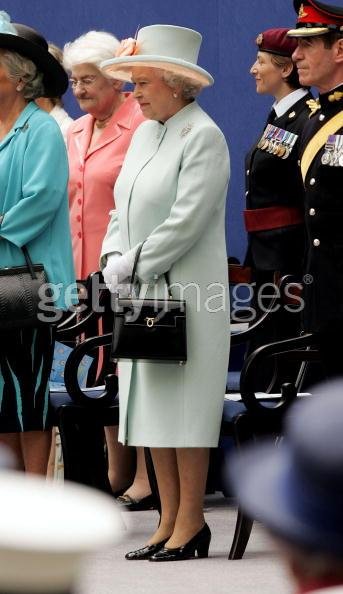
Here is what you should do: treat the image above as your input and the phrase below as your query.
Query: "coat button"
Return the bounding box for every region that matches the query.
[78,232,82,239]
[76,215,81,222]
[78,199,82,205]
[78,165,83,172]
[309,208,316,216]
[309,178,316,186]
[313,238,320,247]
[246,169,250,176]
[319,114,325,121]
[245,190,249,197]
[77,182,82,189]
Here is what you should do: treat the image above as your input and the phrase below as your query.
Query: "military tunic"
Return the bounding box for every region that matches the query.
[300,85,343,334]
[245,92,312,272]
[243,93,312,389]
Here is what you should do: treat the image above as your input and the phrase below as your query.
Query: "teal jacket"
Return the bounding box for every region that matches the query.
[0,102,76,310]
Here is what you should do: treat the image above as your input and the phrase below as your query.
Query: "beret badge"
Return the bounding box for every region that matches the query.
[256,33,263,46]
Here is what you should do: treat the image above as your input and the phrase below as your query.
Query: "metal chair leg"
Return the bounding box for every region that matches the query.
[228,509,254,559]
[58,404,112,494]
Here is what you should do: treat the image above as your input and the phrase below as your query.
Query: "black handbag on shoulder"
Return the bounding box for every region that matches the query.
[0,246,54,329]
[111,243,187,364]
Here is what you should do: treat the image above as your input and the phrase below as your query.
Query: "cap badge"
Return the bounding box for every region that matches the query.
[299,4,308,18]
[256,33,263,46]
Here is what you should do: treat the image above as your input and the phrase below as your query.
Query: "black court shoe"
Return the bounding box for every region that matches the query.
[117,493,157,511]
[125,538,169,560]
[149,523,211,562]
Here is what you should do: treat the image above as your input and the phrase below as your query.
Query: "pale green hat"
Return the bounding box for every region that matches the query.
[101,24,214,87]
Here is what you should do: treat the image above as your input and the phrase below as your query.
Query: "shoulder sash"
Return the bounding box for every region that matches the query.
[301,111,343,182]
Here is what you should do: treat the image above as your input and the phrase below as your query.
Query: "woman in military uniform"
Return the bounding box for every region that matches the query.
[244,28,312,389]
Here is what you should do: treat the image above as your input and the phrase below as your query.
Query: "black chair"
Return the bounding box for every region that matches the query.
[58,330,161,511]
[59,333,118,492]
[223,332,321,559]
[50,272,118,493]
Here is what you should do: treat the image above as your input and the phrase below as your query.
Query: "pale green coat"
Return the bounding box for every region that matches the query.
[101,101,230,447]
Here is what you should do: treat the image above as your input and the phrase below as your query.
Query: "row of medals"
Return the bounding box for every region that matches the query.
[321,134,343,167]
[257,124,298,159]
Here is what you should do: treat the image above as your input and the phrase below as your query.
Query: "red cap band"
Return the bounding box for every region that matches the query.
[298,4,342,24]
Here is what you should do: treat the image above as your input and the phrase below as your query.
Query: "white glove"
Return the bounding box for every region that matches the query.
[103,253,132,294]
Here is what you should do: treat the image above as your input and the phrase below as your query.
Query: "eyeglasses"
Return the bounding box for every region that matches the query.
[69,75,98,89]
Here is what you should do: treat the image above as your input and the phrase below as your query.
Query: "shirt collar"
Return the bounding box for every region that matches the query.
[273,88,309,119]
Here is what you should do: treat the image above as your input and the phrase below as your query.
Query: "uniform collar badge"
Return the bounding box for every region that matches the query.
[306,98,321,117]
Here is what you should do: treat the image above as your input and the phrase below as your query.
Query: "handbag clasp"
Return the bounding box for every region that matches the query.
[146,317,155,328]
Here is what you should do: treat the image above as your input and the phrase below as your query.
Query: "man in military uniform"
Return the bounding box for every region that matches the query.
[288,0,343,377]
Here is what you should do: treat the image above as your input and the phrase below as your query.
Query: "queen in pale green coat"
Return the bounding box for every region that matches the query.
[101,25,230,561]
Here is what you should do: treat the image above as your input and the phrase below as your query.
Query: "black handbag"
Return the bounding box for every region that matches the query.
[0,246,53,329]
[111,243,187,364]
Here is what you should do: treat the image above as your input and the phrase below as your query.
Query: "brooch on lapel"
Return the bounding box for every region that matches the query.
[180,123,193,137]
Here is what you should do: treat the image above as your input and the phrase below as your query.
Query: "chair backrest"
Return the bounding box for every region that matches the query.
[56,271,115,389]
[239,332,321,429]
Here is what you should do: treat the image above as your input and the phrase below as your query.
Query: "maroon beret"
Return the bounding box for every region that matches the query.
[255,28,298,57]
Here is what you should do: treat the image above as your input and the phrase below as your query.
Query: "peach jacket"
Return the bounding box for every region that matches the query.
[67,93,144,279]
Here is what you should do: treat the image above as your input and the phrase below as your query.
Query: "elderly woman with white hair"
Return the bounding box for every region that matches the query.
[63,30,145,281]
[63,31,150,506]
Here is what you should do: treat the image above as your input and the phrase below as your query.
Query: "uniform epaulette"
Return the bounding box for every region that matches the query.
[328,91,343,103]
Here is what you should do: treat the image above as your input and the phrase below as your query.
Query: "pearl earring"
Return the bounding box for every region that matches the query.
[16,85,22,92]
[173,92,178,98]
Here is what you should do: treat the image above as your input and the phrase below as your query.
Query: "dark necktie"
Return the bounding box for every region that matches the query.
[266,108,276,125]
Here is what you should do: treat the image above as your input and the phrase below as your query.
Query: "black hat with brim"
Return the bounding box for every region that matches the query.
[0,23,68,97]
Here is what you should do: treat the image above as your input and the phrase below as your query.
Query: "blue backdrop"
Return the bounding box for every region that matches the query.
[4,0,297,261]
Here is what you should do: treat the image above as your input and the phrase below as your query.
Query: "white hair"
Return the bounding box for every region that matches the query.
[63,30,120,72]
[161,70,202,100]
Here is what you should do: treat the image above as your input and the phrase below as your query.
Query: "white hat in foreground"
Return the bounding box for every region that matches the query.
[0,471,123,593]
[101,24,214,87]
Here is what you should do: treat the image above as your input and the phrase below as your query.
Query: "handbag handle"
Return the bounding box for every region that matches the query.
[21,246,38,280]
[0,212,37,280]
[129,242,172,298]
